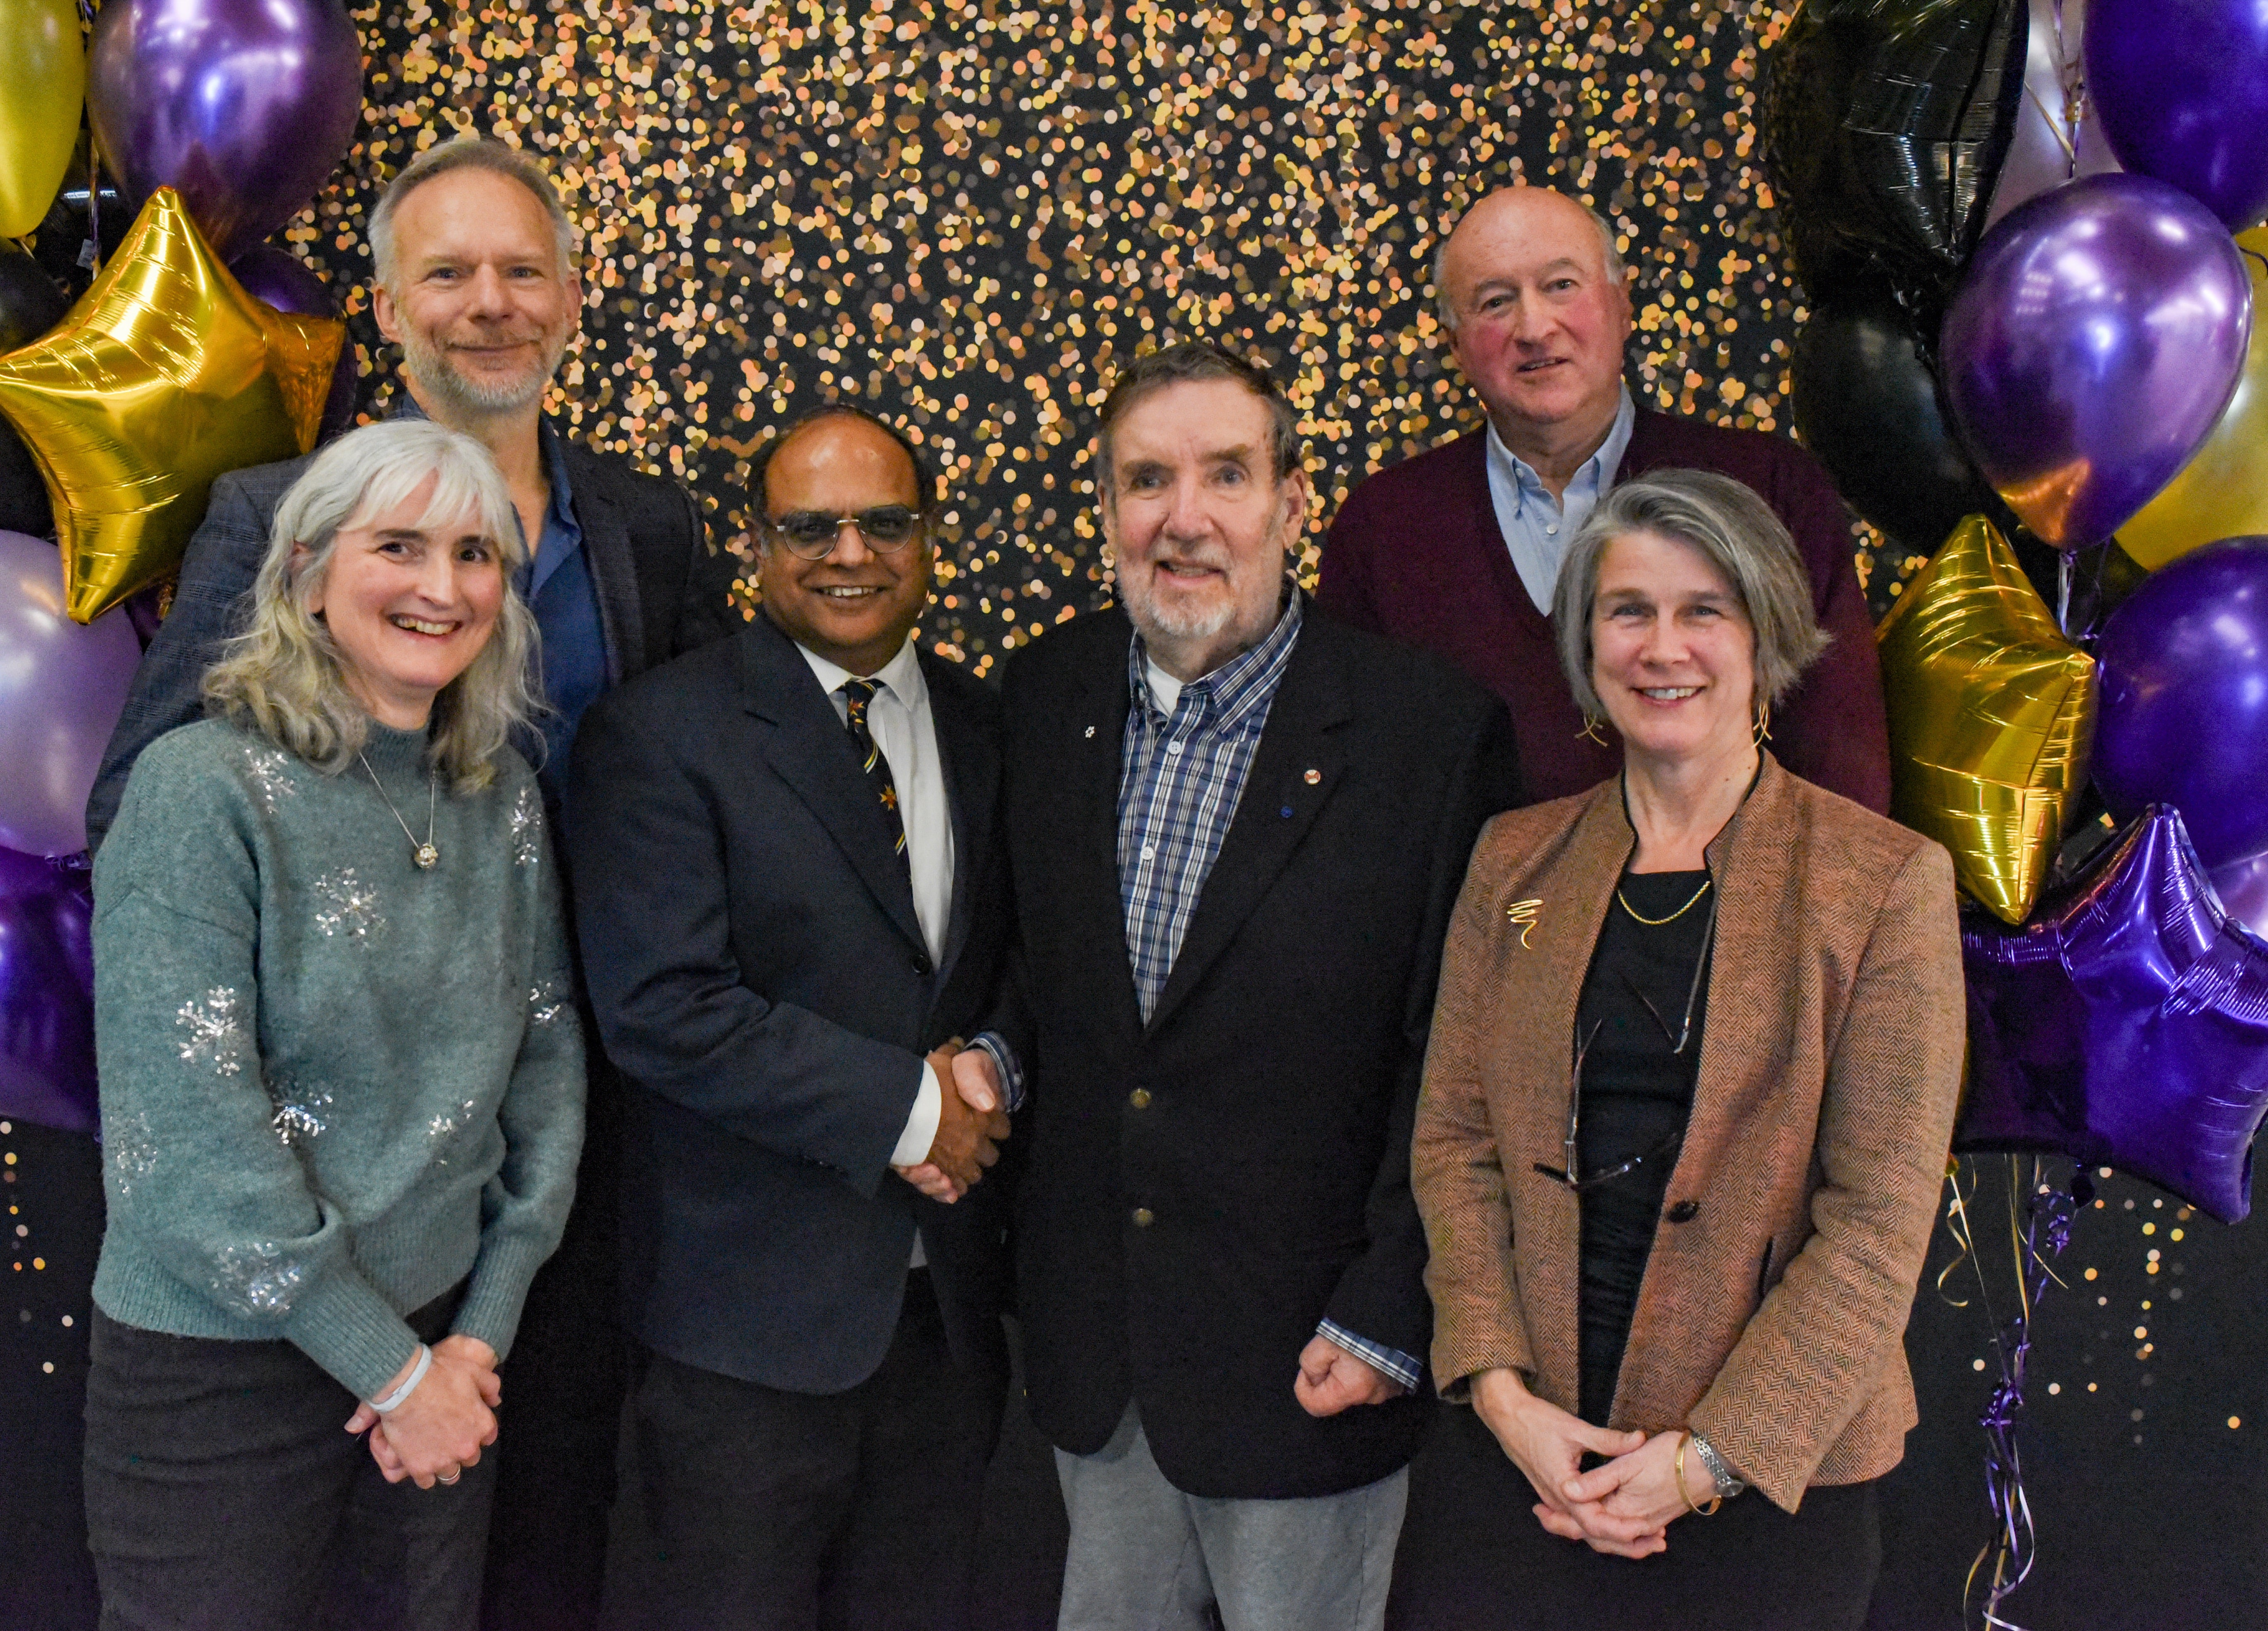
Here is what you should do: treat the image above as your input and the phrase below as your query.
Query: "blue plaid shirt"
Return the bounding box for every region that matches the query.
[1114,593,1420,1392]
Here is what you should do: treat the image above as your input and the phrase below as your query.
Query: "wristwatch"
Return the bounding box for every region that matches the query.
[1689,1432,1747,1500]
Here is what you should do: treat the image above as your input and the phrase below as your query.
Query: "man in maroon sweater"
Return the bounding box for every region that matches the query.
[1316,186,1889,810]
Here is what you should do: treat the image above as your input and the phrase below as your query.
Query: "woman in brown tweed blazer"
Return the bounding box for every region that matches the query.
[1392,470,1964,1631]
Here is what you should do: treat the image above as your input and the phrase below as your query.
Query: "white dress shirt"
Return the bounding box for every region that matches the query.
[795,636,956,1181]
[1485,384,1638,612]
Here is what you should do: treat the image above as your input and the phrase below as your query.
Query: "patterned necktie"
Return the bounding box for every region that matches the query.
[839,679,909,860]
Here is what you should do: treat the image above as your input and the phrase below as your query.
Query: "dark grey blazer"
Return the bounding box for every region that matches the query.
[84,426,740,850]
[564,612,1014,1397]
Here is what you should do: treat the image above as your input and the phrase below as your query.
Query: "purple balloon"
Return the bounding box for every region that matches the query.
[1942,173,2251,550]
[2093,536,2268,868]
[2087,0,2268,230]
[2210,850,2268,940]
[230,244,358,441]
[0,532,143,858]
[0,846,95,1137]
[1961,806,2268,1222]
[88,0,363,263]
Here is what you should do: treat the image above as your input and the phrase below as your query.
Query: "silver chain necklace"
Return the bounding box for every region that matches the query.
[357,751,439,870]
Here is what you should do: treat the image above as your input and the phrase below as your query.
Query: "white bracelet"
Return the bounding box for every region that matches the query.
[370,1344,432,1415]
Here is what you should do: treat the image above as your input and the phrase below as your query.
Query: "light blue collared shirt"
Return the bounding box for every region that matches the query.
[1485,386,1637,613]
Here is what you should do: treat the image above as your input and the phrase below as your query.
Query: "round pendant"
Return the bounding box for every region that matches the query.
[414,843,439,870]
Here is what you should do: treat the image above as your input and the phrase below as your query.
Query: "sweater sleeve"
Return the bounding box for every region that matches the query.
[451,803,586,1361]
[93,752,421,1401]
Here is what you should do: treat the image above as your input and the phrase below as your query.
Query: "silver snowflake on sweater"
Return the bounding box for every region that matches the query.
[210,1241,306,1317]
[312,868,386,943]
[175,988,250,1077]
[238,743,300,814]
[107,1113,160,1197]
[510,784,544,867]
[529,975,572,1028]
[266,1075,332,1148]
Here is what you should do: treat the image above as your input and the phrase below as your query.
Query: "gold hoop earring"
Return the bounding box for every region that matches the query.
[1751,699,1772,747]
[1578,714,1608,746]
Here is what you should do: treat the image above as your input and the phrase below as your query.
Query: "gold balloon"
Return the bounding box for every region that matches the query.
[2117,227,2268,570]
[1877,515,2097,925]
[0,0,84,240]
[0,188,340,623]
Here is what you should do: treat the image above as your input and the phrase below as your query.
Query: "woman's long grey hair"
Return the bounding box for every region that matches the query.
[201,419,541,792]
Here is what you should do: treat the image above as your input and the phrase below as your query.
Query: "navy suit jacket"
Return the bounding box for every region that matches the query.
[992,605,1521,1499]
[566,613,1013,1396]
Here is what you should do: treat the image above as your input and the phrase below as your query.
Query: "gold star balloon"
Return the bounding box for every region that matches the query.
[0,187,341,623]
[1877,515,2097,924]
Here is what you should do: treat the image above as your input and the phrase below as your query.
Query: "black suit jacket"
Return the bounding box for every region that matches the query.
[84,425,740,850]
[566,613,1013,1397]
[994,603,1521,1499]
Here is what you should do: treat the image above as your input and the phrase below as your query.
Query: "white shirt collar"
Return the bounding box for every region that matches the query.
[795,633,929,711]
[1483,384,1637,516]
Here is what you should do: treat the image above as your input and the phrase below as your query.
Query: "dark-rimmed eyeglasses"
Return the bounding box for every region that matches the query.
[763,507,925,560]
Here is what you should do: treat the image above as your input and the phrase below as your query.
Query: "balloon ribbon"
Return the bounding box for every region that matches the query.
[1948,1156,2088,1630]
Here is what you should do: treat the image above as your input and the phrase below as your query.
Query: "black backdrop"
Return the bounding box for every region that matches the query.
[7,3,2266,1626]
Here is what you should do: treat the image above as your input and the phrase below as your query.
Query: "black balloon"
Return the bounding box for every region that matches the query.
[0,245,69,538]
[1790,282,2005,552]
[1763,0,2028,313]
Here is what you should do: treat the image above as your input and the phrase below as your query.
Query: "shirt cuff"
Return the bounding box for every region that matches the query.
[968,1031,1026,1112]
[890,1060,943,1168]
[1317,1320,1422,1393]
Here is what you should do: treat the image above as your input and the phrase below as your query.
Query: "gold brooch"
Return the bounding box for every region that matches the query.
[1505,898,1542,949]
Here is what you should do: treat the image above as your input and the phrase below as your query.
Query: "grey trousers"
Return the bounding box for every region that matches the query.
[1055,1405,1407,1631]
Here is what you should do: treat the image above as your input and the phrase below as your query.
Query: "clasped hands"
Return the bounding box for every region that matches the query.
[342,1335,501,1489]
[1471,1367,1718,1558]
[897,1041,1012,1203]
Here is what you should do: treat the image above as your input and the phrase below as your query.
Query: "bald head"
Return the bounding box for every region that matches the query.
[1430,186,1634,462]
[1434,188,1625,333]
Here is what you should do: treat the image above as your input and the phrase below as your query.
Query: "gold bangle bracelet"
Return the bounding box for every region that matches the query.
[1676,1431,1722,1517]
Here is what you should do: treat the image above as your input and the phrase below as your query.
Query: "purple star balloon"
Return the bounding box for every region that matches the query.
[0,844,96,1137]
[1961,806,2268,1223]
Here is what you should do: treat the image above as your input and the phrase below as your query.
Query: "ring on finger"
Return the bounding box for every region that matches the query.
[437,1470,461,1486]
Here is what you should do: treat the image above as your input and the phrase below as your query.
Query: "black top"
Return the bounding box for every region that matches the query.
[1575,867,1714,1425]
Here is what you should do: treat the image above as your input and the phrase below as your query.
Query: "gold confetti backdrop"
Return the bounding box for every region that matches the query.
[282,0,1896,676]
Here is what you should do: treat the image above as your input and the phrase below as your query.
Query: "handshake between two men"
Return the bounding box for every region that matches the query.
[896,1040,1011,1203]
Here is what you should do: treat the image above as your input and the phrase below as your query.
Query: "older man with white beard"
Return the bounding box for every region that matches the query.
[86,137,740,1631]
[952,341,1521,1630]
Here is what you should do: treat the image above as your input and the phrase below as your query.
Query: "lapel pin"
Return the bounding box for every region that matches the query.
[1505,898,1542,950]
[1084,725,1096,738]
[1303,767,1321,785]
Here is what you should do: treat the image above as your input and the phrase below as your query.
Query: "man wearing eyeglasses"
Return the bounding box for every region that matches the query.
[567,406,1017,1631]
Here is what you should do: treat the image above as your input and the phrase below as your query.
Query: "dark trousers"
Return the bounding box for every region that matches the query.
[628,1269,1004,1631]
[479,1073,626,1631]
[1388,1403,1881,1631]
[83,1293,493,1631]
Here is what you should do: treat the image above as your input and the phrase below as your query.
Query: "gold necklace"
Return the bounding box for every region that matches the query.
[358,751,439,870]
[1616,875,1711,926]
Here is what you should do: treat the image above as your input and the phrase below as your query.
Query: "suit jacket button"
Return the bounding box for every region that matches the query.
[1129,1088,1151,1109]
[1132,1207,1155,1228]
[912,953,932,976]
[1665,1199,1701,1223]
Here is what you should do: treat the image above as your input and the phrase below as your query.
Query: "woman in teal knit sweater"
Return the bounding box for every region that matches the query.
[84,418,585,1631]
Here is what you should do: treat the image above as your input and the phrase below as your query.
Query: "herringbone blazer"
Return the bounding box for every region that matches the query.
[1412,754,1964,1511]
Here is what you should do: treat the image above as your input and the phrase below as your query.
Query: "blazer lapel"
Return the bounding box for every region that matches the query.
[737,619,926,955]
[926,658,997,987]
[1041,614,1148,1041]
[564,442,646,683]
[1143,627,1353,1036]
